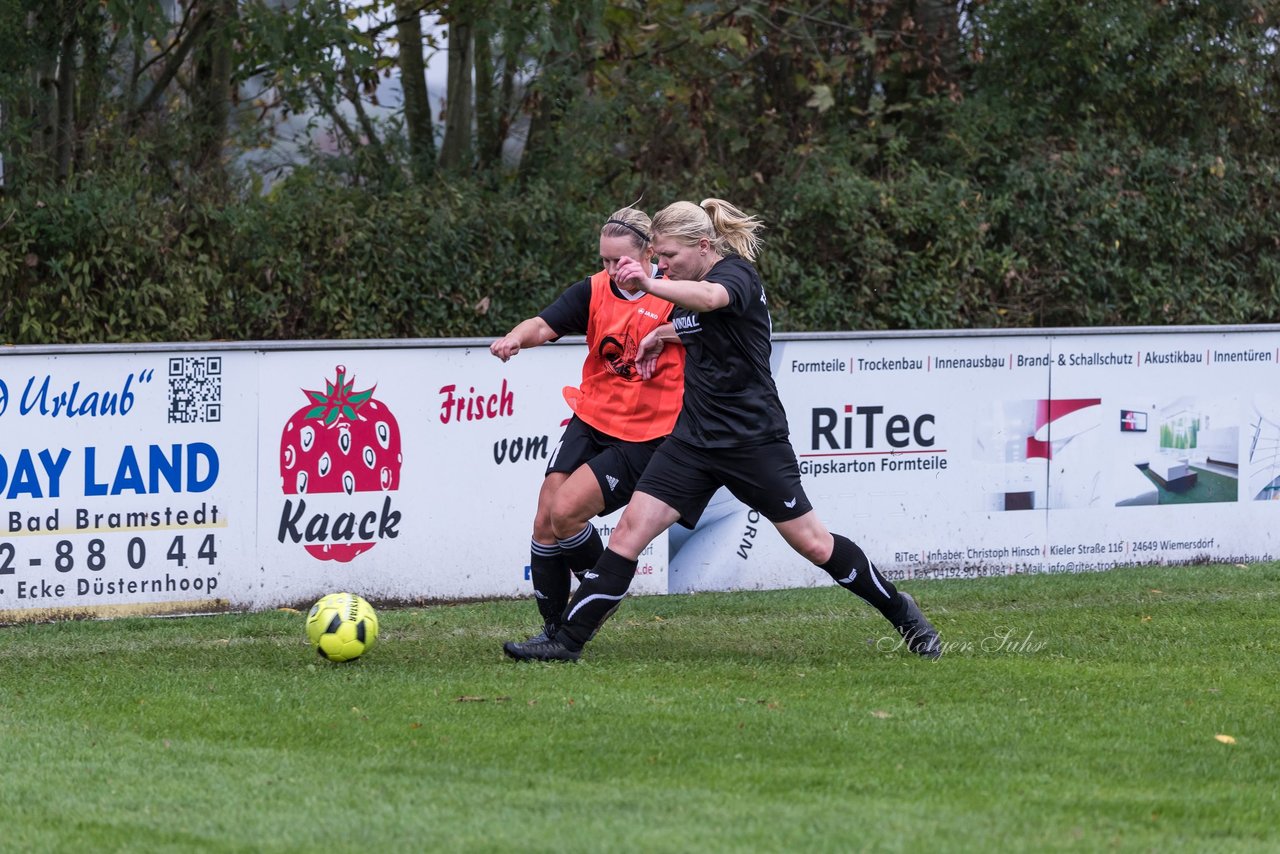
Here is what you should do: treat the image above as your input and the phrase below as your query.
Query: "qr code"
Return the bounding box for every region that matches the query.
[167,356,223,423]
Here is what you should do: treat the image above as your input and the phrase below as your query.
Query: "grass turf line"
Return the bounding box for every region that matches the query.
[0,563,1276,852]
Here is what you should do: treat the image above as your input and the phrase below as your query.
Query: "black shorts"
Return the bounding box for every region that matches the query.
[546,416,666,517]
[636,435,814,528]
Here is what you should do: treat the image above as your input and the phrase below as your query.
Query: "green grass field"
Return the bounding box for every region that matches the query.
[2,564,1277,852]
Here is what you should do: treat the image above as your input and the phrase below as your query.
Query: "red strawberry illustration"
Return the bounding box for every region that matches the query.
[279,365,402,562]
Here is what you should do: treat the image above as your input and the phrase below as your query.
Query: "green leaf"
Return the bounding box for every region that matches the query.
[807,85,835,114]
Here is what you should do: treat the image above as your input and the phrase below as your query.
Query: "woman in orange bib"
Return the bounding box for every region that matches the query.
[490,207,684,641]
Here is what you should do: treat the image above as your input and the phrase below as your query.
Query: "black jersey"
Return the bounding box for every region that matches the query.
[538,277,593,336]
[670,256,790,448]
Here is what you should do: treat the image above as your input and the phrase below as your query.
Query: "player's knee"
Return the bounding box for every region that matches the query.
[531,506,556,542]
[599,517,649,560]
[548,503,589,541]
[776,514,833,565]
[784,529,833,565]
[797,539,831,565]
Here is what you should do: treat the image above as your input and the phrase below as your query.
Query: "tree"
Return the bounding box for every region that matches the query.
[191,0,240,179]
[964,0,1279,153]
[0,0,246,188]
[438,3,473,171]
[396,0,437,180]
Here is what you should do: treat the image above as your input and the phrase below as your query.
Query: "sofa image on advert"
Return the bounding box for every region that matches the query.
[1136,451,1195,490]
[1117,397,1239,506]
[1115,465,1160,506]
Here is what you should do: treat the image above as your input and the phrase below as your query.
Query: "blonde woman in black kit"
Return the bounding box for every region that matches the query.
[504,198,942,662]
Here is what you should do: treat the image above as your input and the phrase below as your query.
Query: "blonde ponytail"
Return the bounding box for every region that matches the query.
[700,198,763,262]
[650,198,764,262]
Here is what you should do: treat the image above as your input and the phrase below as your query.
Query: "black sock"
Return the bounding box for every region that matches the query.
[558,523,604,580]
[529,539,569,627]
[820,534,904,622]
[555,548,637,649]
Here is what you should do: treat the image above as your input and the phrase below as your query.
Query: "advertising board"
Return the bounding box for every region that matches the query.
[3,326,1277,620]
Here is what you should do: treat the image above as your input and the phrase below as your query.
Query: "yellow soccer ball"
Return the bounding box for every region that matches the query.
[305,592,379,662]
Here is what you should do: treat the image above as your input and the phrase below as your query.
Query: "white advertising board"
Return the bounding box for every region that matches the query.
[0,352,256,618]
[0,341,665,620]
[666,335,1057,590]
[665,329,1280,589]
[2,326,1278,620]
[248,346,665,609]
[1037,331,1278,571]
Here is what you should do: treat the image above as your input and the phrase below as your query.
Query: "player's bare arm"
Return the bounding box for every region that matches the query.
[636,323,682,380]
[490,317,558,362]
[614,256,730,313]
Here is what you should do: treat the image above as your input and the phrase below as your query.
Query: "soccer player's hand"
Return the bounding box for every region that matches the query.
[613,256,650,291]
[636,330,666,380]
[490,336,521,362]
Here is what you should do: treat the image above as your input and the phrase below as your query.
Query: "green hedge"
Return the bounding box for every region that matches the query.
[760,138,1280,332]
[3,140,1279,345]
[0,172,595,343]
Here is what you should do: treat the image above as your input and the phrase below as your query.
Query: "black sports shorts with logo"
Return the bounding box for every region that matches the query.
[635,435,814,528]
[546,415,666,517]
